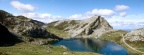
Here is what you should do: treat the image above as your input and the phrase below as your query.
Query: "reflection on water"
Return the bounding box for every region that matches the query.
[54,38,128,55]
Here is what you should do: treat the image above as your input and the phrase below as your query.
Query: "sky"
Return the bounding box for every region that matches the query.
[0,0,144,30]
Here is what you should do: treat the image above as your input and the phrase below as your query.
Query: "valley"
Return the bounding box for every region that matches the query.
[0,10,144,55]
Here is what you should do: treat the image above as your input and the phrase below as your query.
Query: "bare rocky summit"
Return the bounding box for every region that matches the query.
[46,15,113,38]
[125,28,144,41]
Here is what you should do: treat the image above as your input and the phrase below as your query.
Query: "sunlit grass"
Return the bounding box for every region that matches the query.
[100,30,127,43]
[99,30,143,55]
[0,42,101,55]
[46,27,70,38]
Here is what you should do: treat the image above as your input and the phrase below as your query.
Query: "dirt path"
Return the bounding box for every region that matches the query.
[122,35,144,54]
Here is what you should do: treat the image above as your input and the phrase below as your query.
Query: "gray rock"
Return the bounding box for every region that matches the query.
[125,28,144,41]
[46,15,113,38]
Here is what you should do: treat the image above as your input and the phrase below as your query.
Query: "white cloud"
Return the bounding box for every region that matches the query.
[68,8,143,30]
[20,13,64,23]
[11,1,35,13]
[109,21,144,29]
[11,3,143,30]
[91,9,115,16]
[115,5,129,11]
[68,14,82,20]
[107,14,144,29]
[68,9,115,20]
[107,14,144,22]
[119,12,127,17]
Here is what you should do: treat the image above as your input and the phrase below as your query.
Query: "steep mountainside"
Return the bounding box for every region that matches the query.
[46,15,113,38]
[0,10,61,45]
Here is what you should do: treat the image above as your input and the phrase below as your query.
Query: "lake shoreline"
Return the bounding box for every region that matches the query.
[53,38,128,55]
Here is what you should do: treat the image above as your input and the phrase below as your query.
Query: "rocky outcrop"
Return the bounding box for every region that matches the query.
[0,10,62,45]
[46,15,113,38]
[124,28,144,41]
[0,23,21,46]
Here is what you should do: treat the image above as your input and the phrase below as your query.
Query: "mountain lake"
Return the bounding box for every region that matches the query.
[53,38,128,55]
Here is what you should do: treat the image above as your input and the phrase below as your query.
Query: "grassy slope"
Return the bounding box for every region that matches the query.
[0,43,100,55]
[46,27,69,38]
[99,30,142,55]
[125,41,144,52]
[45,20,79,38]
[45,21,70,38]
[100,30,127,43]
[0,52,8,55]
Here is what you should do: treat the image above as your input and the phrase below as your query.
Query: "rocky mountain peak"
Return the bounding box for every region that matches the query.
[78,15,113,37]
[84,15,112,30]
[46,15,113,38]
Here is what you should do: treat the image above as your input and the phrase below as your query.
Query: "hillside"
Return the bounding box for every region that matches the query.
[0,10,101,55]
[124,28,144,52]
[0,10,62,45]
[0,23,21,46]
[46,15,113,38]
[0,10,143,55]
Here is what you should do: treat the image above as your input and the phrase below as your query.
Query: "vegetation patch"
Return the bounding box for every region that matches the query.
[46,21,58,28]
[125,40,144,52]
[46,21,73,38]
[46,27,69,38]
[0,52,8,55]
[99,30,142,55]
[69,20,78,25]
[55,21,69,30]
[0,43,100,55]
[100,30,127,43]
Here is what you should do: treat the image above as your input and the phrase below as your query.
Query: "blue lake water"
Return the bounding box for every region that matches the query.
[54,38,128,55]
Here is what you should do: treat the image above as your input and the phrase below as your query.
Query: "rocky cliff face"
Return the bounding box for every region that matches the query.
[0,10,61,45]
[124,28,144,41]
[46,15,113,38]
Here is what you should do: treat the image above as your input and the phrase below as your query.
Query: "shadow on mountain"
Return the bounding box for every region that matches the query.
[26,27,63,40]
[0,10,62,45]
[0,23,22,46]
